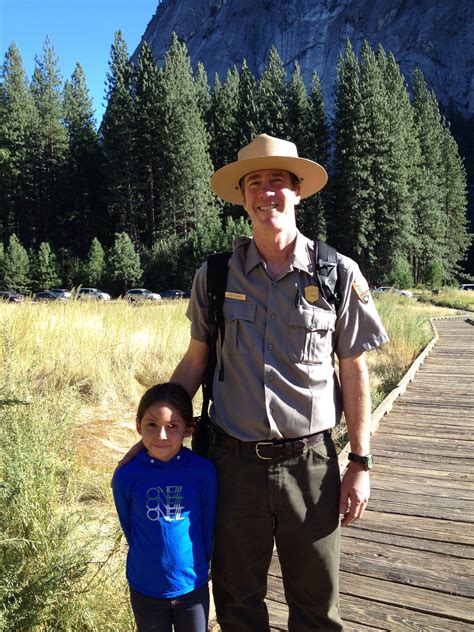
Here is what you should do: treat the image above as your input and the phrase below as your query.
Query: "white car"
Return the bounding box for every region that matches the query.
[77,287,111,300]
[460,284,474,291]
[372,286,413,298]
[123,288,162,302]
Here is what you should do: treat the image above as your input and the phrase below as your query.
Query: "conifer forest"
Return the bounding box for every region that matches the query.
[0,33,471,295]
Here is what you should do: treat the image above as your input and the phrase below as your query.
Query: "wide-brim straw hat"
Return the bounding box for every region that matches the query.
[210,133,328,205]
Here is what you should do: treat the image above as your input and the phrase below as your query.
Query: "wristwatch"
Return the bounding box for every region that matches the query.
[348,453,374,471]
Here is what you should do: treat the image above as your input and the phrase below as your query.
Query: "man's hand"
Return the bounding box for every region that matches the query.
[339,462,370,527]
[117,440,143,467]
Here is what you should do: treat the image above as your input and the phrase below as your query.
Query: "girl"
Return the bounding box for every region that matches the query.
[112,383,217,632]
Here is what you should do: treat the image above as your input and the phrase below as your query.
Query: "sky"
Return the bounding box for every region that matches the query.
[0,0,158,126]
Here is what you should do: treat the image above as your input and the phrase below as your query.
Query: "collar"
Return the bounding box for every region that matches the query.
[136,446,191,468]
[239,231,314,276]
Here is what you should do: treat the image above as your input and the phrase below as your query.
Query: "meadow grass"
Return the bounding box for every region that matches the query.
[416,288,474,312]
[0,295,461,629]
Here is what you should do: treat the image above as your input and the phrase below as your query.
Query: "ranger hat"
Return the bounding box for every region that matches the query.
[210,133,328,205]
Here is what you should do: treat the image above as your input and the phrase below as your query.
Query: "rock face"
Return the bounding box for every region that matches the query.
[136,0,474,117]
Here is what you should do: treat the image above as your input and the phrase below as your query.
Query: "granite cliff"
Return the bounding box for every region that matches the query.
[136,0,474,117]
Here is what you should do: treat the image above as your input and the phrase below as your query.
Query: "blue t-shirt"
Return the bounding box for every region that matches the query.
[112,446,217,599]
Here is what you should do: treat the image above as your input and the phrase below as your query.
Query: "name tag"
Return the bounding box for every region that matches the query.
[225,291,246,301]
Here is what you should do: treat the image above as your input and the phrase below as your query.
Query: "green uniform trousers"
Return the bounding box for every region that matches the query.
[208,431,343,631]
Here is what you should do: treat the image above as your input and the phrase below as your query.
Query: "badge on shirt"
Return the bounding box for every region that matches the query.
[225,291,246,301]
[352,280,370,304]
[304,286,319,304]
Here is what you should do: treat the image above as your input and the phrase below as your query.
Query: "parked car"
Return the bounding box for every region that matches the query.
[123,288,162,302]
[460,283,474,291]
[77,287,111,301]
[159,289,188,300]
[372,286,413,298]
[49,288,72,299]
[0,290,24,303]
[33,290,67,302]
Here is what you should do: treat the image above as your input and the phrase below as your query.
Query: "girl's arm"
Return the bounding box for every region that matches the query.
[112,472,132,544]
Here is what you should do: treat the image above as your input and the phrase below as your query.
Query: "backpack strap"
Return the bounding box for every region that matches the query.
[314,240,341,309]
[206,251,231,396]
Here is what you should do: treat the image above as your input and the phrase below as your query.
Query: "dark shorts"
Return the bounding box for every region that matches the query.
[129,583,209,632]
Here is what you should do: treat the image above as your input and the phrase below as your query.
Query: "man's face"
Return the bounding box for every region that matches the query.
[242,169,300,232]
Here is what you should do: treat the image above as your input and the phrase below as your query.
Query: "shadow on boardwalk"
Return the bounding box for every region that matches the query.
[267,318,474,631]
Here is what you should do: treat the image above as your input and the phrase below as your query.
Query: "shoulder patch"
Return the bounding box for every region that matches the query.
[352,279,370,304]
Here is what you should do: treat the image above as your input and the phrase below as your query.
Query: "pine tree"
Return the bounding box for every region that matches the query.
[376,50,417,286]
[194,62,211,133]
[2,234,30,292]
[30,37,68,245]
[440,123,470,282]
[132,42,162,246]
[156,34,218,238]
[331,40,372,273]
[102,31,135,240]
[33,241,61,290]
[301,71,330,240]
[209,67,240,170]
[85,237,105,286]
[411,69,445,285]
[0,43,39,246]
[62,62,104,255]
[258,46,288,137]
[234,60,260,150]
[107,231,142,293]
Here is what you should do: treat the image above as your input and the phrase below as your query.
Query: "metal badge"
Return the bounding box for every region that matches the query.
[304,286,319,303]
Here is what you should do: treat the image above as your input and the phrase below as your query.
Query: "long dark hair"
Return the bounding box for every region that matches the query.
[136,383,194,427]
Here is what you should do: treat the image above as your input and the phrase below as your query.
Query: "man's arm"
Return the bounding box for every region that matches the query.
[170,338,209,397]
[338,352,371,527]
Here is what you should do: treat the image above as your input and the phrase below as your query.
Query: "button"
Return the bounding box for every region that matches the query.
[268,344,274,350]
[229,313,234,320]
[150,459,155,463]
[271,282,277,288]
[268,375,274,382]
[271,313,277,319]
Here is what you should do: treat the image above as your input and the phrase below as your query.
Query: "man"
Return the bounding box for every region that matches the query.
[170,134,389,631]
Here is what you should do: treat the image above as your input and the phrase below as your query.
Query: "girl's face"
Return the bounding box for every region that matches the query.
[137,402,194,462]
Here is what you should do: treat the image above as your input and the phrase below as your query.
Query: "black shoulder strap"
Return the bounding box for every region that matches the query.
[314,240,341,309]
[205,251,231,400]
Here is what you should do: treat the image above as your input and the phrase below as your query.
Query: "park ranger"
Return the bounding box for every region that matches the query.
[169,134,389,631]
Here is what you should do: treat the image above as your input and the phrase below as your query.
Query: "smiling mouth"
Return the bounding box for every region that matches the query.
[257,203,279,212]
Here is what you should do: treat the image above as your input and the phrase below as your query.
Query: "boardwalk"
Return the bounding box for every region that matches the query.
[267,317,474,631]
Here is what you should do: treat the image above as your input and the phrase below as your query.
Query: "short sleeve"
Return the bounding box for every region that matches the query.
[335,256,389,359]
[186,263,210,343]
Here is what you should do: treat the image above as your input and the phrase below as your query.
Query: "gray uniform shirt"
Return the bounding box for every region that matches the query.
[187,232,389,441]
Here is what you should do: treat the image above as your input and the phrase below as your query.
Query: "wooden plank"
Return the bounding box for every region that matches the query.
[343,523,474,559]
[369,471,474,499]
[339,571,474,622]
[367,496,474,522]
[340,594,469,631]
[347,510,474,546]
[340,538,474,597]
[372,463,474,483]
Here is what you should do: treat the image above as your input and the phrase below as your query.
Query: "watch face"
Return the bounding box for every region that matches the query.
[366,454,374,470]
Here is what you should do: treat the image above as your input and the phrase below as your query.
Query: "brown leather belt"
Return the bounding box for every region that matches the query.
[211,429,328,461]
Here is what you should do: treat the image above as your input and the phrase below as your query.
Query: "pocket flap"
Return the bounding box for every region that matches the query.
[289,306,336,331]
[223,300,257,322]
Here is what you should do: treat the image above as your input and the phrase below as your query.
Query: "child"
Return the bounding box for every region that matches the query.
[112,383,217,632]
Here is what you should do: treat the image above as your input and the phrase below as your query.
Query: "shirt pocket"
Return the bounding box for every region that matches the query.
[223,300,256,355]
[288,306,336,364]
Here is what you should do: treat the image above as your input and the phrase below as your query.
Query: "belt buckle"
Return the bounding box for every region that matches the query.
[255,441,274,460]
